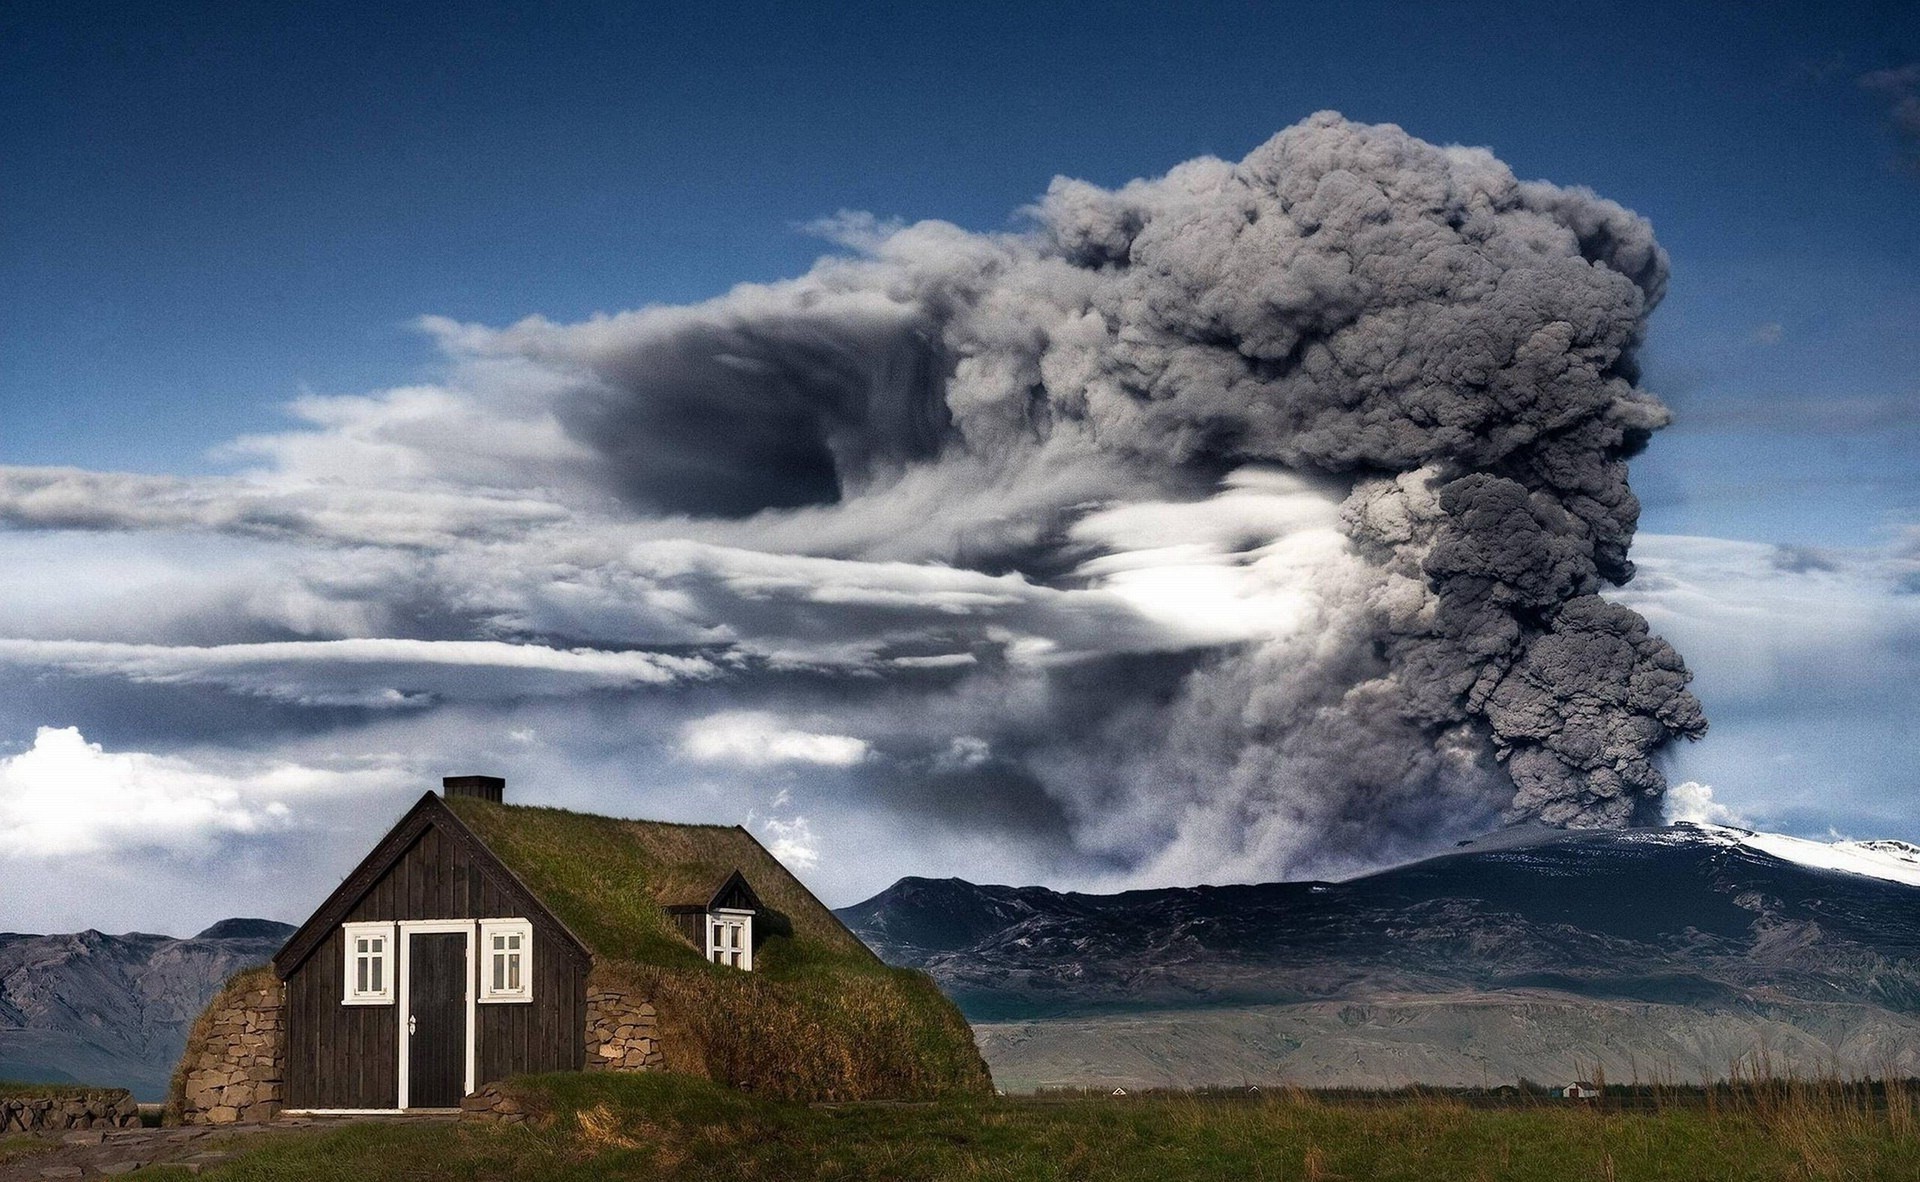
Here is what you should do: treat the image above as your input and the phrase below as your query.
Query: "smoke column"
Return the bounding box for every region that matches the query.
[488,111,1707,878]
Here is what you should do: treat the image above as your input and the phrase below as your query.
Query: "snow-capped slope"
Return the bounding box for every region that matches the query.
[1720,828,1920,888]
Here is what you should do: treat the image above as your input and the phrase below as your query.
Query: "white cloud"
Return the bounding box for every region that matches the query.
[0,726,405,859]
[759,814,820,870]
[0,465,571,549]
[1615,530,1920,837]
[1664,780,1747,827]
[935,735,992,771]
[1612,533,1920,706]
[679,712,870,767]
[1069,469,1359,648]
[0,637,717,706]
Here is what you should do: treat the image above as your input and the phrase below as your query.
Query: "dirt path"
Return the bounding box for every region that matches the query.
[0,1114,457,1179]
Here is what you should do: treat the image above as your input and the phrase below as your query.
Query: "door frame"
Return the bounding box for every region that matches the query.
[396,920,476,1109]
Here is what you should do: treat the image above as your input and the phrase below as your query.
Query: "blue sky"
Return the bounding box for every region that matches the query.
[7,1,1915,526]
[1,1,1916,931]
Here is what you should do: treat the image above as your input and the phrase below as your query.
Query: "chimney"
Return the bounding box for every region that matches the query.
[442,775,505,804]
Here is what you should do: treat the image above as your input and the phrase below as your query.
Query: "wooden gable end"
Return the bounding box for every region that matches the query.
[276,792,593,1109]
[273,792,588,979]
[709,868,763,913]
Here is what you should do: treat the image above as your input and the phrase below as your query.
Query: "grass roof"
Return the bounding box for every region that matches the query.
[443,796,990,1101]
[443,796,876,977]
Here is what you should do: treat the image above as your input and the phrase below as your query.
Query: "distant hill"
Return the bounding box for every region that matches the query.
[836,825,1920,1090]
[0,919,293,1099]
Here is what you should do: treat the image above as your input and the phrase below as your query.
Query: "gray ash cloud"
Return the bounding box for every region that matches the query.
[0,112,1707,884]
[529,112,1704,853]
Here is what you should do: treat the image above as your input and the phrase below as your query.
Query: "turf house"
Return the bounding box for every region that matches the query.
[169,776,987,1122]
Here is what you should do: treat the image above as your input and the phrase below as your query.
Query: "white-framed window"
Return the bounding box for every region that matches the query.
[479,918,533,1003]
[707,908,753,971]
[342,921,394,1004]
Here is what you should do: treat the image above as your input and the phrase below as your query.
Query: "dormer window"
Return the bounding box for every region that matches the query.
[342,922,394,1004]
[666,868,764,972]
[708,909,753,970]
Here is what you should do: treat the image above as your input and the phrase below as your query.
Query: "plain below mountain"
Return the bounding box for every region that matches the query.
[837,824,1920,1090]
[0,919,294,1100]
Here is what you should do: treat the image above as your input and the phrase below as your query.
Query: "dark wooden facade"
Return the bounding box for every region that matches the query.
[275,794,590,1110]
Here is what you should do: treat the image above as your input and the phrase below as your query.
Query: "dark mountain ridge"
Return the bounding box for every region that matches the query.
[0,919,293,1099]
[836,825,1920,1087]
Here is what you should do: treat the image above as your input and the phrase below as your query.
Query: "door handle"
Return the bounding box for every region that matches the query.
[408,1014,417,1036]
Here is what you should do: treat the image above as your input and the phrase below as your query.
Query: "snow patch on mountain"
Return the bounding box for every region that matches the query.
[1728,828,1920,888]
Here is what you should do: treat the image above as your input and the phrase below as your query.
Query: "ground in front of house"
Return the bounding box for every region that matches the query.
[0,1114,456,1180]
[46,1072,1913,1182]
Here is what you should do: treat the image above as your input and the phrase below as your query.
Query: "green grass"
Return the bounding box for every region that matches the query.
[133,1071,1920,1181]
[0,1080,128,1101]
[0,1134,57,1164]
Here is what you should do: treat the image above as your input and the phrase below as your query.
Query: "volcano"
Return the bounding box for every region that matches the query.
[836,825,1920,1090]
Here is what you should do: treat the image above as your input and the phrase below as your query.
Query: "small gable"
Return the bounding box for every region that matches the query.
[707,869,763,914]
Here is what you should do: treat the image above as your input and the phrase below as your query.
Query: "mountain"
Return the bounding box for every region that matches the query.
[836,825,1920,1090]
[0,919,294,1099]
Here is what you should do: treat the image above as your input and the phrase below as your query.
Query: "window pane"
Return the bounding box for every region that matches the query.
[492,953,505,992]
[507,954,521,991]
[357,956,369,994]
[370,957,382,993]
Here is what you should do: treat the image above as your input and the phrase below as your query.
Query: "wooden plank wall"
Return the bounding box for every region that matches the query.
[670,909,705,949]
[284,822,587,1108]
[285,926,398,1108]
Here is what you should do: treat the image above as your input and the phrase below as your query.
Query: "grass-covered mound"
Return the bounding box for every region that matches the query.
[162,964,277,1124]
[134,1070,1920,1181]
[447,796,989,1102]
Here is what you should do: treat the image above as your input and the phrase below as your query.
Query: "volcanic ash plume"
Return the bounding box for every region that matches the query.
[472,112,1708,875]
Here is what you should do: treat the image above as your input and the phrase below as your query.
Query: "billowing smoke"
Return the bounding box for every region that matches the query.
[0,112,1707,886]
[516,112,1707,871]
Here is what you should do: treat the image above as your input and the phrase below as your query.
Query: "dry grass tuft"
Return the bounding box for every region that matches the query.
[575,1102,641,1150]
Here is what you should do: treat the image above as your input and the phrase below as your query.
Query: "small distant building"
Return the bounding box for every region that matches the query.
[1558,1081,1601,1100]
[1110,1087,1129,1098]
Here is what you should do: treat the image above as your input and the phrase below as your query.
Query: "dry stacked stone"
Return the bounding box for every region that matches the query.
[0,1092,139,1132]
[585,984,664,1072]
[175,980,287,1124]
[459,1082,533,1124]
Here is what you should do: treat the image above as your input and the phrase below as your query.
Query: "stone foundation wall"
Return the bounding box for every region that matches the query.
[585,983,664,1072]
[459,1082,534,1124]
[0,1092,139,1133]
[173,977,286,1125]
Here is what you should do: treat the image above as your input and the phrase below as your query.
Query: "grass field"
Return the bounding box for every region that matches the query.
[132,1070,1920,1181]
